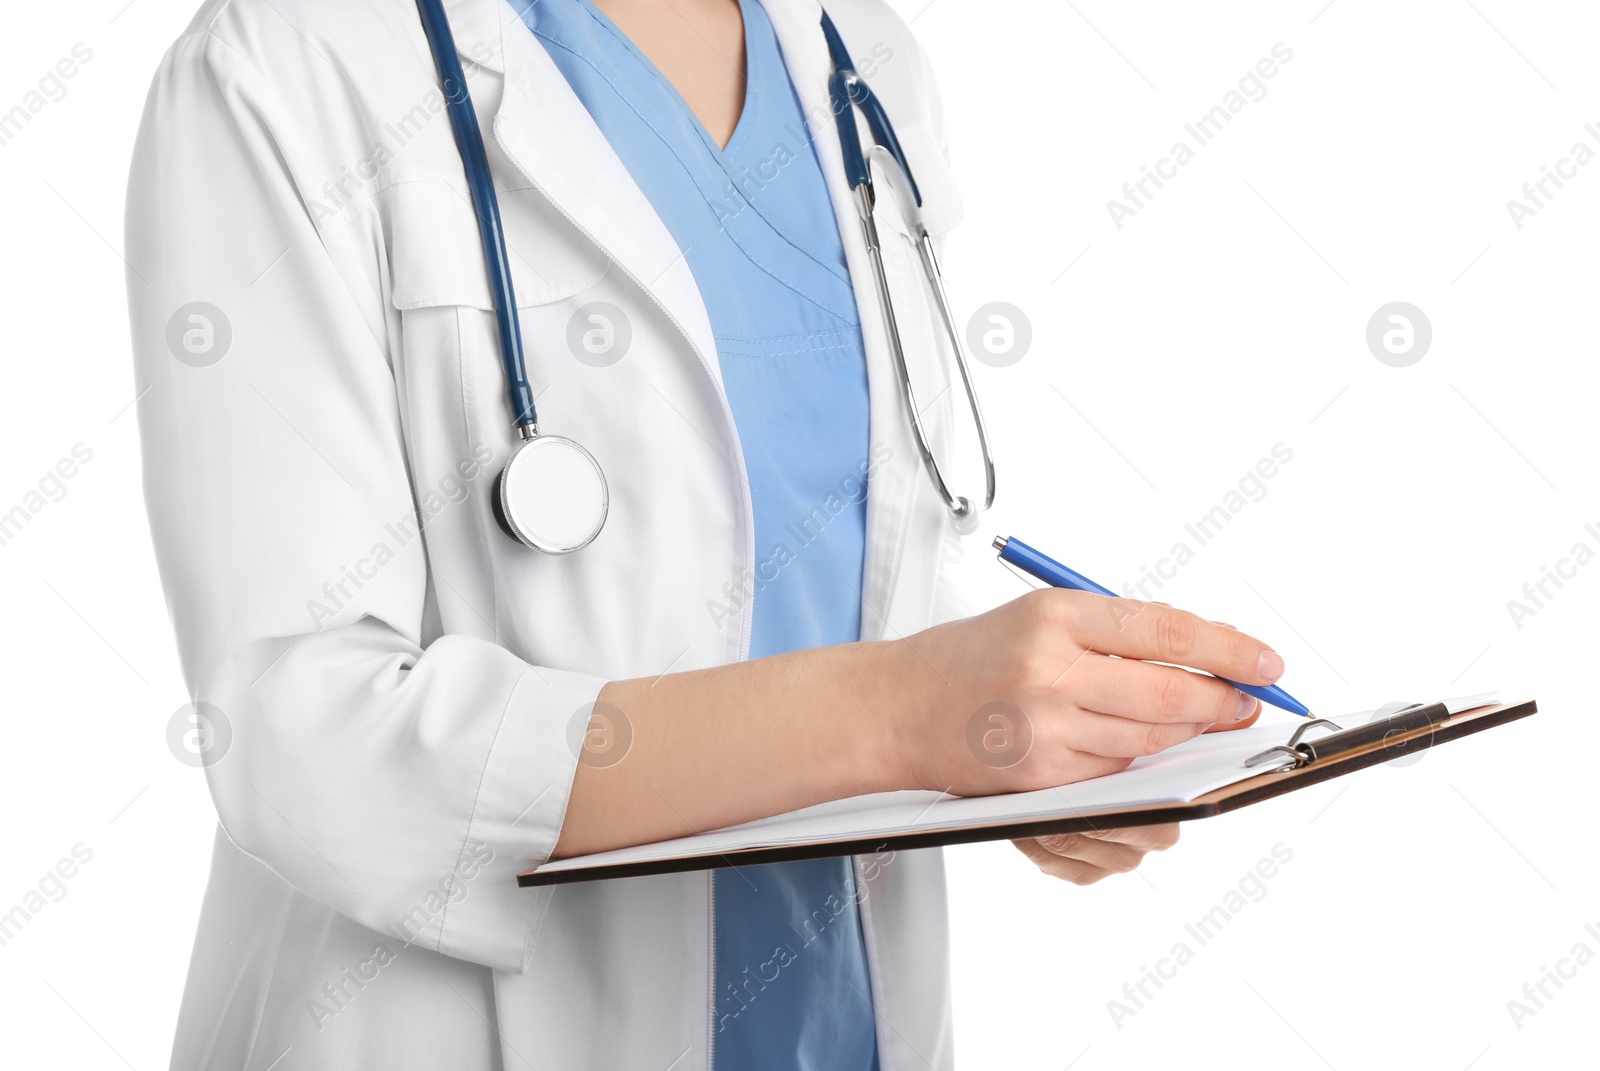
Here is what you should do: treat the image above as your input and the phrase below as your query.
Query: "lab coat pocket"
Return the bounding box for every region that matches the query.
[387,180,611,310]
[384,179,612,465]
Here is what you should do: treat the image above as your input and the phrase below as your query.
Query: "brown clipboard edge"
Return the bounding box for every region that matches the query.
[517,698,1538,888]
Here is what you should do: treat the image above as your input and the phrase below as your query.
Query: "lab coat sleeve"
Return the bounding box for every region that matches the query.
[125,31,599,973]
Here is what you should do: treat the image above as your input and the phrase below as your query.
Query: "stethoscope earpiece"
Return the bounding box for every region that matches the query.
[950,497,981,535]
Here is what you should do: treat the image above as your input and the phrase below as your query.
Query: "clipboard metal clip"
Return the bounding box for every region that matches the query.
[1243,701,1451,772]
[1245,718,1345,770]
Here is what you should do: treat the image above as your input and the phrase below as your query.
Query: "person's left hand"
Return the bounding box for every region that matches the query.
[1014,690,1262,882]
[1012,823,1181,884]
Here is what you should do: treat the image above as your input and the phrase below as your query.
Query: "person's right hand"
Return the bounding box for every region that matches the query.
[883,588,1288,797]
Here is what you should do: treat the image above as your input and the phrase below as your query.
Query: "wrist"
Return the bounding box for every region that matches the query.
[842,636,932,794]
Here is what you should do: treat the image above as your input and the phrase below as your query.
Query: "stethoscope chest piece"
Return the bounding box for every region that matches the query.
[493,434,609,554]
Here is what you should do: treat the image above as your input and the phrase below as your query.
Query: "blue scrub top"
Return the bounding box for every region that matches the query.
[515,2,880,1068]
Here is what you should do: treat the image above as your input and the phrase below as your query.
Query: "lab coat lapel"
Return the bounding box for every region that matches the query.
[443,0,722,385]
[441,0,508,72]
[763,0,918,643]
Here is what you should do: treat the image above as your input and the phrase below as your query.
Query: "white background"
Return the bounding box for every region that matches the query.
[0,0,1594,1068]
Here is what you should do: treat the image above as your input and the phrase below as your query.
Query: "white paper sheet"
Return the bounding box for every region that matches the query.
[534,694,1498,875]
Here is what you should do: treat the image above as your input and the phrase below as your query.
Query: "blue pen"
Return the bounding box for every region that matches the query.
[993,535,1312,718]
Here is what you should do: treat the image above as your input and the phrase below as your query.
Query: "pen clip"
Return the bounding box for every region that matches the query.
[998,557,1046,591]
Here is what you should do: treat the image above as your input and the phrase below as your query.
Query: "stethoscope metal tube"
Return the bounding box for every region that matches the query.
[851,178,972,519]
[913,229,996,516]
[821,11,996,523]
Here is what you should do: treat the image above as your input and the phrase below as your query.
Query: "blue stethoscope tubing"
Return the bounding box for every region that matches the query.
[416,0,612,554]
[819,12,921,204]
[413,0,995,550]
[414,0,536,432]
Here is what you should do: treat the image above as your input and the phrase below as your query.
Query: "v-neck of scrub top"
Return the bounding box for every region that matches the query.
[516,3,880,1070]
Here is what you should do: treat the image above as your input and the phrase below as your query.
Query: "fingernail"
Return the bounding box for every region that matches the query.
[1258,649,1284,682]
[1233,690,1256,721]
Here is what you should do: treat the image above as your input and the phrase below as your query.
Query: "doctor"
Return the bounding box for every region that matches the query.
[126,0,1286,1067]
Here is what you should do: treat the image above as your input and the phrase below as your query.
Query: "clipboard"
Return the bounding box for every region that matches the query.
[518,697,1537,888]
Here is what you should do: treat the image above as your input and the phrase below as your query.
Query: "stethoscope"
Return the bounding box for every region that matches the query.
[415,0,995,553]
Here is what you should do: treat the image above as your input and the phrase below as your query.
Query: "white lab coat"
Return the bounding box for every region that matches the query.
[126,0,969,1067]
